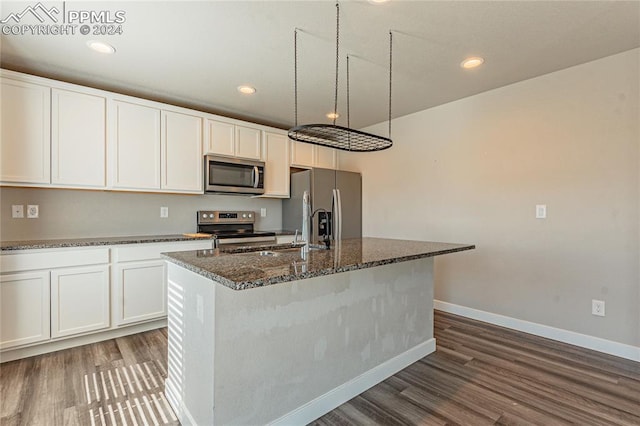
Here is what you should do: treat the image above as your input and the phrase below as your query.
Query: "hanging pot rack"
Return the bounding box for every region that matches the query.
[288,2,393,152]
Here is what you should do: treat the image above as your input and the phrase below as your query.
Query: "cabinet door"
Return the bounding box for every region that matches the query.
[115,260,167,325]
[52,88,106,187]
[206,119,235,156]
[162,110,203,192]
[235,125,262,160]
[315,145,337,169]
[51,265,110,338]
[0,78,51,184]
[290,140,314,168]
[112,100,161,190]
[0,272,50,349]
[262,132,290,198]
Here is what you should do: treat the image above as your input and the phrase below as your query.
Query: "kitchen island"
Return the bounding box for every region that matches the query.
[162,237,474,425]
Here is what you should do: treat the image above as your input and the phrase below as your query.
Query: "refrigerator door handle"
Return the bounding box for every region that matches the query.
[334,188,343,241]
[331,189,337,240]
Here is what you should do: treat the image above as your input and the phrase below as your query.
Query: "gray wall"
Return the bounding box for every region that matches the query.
[0,187,282,240]
[339,49,640,347]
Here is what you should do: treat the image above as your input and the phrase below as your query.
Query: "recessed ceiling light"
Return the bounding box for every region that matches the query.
[460,56,484,69]
[326,112,340,119]
[368,0,390,3]
[86,40,115,54]
[237,85,256,95]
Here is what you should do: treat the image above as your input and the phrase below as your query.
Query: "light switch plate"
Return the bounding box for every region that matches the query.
[27,205,39,218]
[12,205,24,218]
[535,204,547,219]
[160,207,169,218]
[260,208,267,217]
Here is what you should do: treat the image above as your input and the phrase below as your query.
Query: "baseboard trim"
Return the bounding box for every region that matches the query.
[434,300,640,363]
[0,319,167,363]
[165,380,197,426]
[269,338,436,425]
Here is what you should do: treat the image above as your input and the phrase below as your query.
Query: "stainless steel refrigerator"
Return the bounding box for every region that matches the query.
[283,168,362,243]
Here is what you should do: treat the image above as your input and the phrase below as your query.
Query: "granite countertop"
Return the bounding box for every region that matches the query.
[0,232,297,252]
[219,241,306,253]
[162,237,475,291]
[0,234,217,251]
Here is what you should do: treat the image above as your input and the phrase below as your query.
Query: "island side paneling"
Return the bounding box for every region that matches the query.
[166,257,436,425]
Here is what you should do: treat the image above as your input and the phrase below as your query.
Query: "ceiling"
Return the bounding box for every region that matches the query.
[1,1,639,130]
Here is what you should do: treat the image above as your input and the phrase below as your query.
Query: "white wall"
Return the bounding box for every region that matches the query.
[339,49,639,348]
[0,187,283,240]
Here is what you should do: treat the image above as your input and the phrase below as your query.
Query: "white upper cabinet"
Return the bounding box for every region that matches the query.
[0,78,51,184]
[235,125,262,160]
[315,145,338,169]
[206,119,235,157]
[0,70,311,196]
[51,88,107,188]
[290,140,337,169]
[261,131,290,198]
[111,100,162,190]
[290,140,314,168]
[162,110,203,192]
[205,119,262,160]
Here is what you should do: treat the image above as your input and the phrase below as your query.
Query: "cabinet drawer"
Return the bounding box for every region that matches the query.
[0,248,110,273]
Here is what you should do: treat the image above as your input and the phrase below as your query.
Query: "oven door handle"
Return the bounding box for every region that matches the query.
[252,166,259,188]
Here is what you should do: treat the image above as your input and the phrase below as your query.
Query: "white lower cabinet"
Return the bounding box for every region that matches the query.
[113,240,213,326]
[115,260,167,325]
[51,265,110,338]
[0,272,50,350]
[0,241,213,359]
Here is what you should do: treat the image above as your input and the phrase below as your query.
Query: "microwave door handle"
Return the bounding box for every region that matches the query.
[252,166,259,188]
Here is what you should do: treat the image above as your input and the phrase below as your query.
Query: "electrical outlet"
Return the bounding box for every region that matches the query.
[592,299,605,317]
[260,208,267,217]
[160,207,169,218]
[535,204,547,219]
[27,205,39,219]
[12,205,24,218]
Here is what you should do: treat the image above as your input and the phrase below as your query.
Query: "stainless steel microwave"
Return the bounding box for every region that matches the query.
[204,155,265,195]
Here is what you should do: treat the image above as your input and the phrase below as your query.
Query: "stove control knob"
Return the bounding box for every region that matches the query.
[248,213,252,218]
[242,213,247,218]
[202,214,208,219]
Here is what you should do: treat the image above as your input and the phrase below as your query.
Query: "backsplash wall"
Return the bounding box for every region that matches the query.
[0,187,283,241]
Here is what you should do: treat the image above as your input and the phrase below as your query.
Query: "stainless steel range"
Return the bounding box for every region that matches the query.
[197,210,276,245]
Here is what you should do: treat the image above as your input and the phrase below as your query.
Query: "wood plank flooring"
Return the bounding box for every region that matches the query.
[0,328,178,426]
[1,311,638,425]
[313,311,640,425]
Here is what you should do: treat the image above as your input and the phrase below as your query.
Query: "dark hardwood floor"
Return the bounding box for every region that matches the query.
[313,311,640,426]
[1,311,638,425]
[0,329,177,426]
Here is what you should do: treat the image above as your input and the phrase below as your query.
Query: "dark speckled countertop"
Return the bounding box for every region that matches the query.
[0,234,217,251]
[162,237,475,291]
[0,230,298,252]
